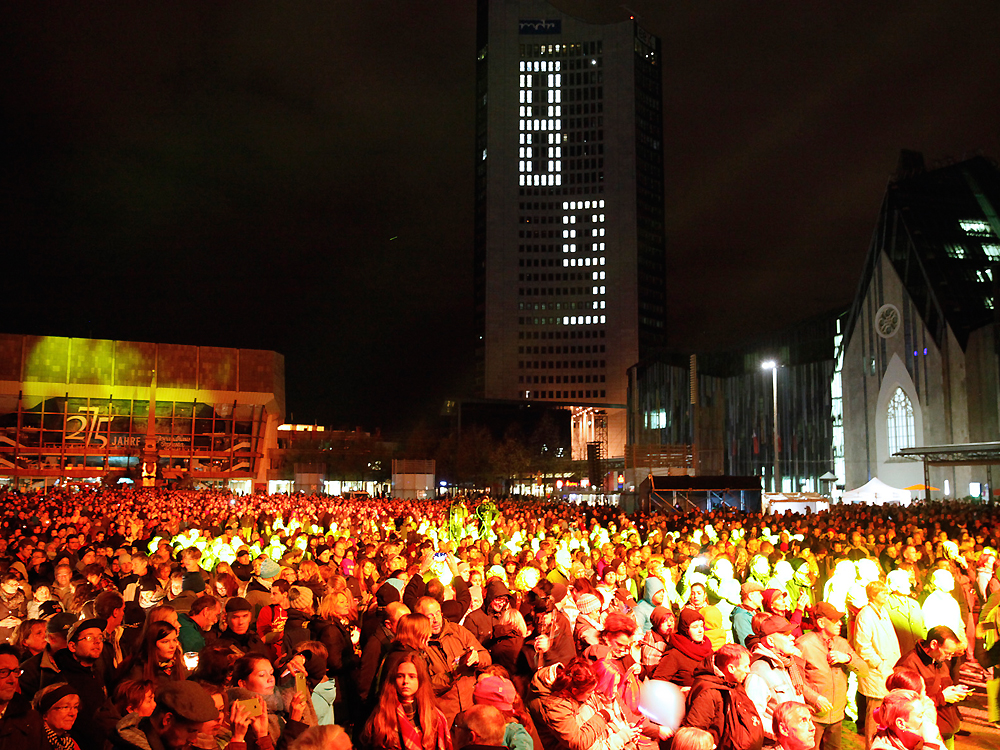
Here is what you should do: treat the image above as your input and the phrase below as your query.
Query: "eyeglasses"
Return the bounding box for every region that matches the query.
[75,635,103,643]
[0,668,22,679]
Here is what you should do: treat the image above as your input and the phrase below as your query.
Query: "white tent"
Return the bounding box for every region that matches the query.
[842,477,911,506]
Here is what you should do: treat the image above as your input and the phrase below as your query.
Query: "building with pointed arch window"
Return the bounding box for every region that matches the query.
[843,152,1000,496]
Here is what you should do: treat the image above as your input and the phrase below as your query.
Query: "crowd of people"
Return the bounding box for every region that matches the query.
[0,486,998,750]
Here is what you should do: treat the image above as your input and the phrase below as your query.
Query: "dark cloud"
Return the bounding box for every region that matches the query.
[2,1,997,435]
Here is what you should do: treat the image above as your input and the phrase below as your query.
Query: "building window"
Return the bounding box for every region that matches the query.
[886,388,915,455]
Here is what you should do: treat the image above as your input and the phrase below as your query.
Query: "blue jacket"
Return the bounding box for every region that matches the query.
[732,605,755,646]
[633,577,664,636]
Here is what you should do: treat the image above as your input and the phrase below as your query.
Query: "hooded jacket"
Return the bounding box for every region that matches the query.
[633,577,664,636]
[465,578,512,646]
[683,668,764,750]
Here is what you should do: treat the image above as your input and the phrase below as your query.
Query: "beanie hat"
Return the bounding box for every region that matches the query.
[259,558,281,579]
[376,581,401,607]
[288,585,314,611]
[35,683,79,716]
[577,593,602,616]
[678,607,705,636]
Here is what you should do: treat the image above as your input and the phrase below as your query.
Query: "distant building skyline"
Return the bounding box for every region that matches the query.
[474,0,666,462]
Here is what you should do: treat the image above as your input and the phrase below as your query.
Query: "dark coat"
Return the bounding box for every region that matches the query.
[45,648,114,750]
[0,695,43,750]
[895,641,961,738]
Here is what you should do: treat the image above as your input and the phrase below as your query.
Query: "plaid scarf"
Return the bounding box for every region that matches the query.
[395,705,451,750]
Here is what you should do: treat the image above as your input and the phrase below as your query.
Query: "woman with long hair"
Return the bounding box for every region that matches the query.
[314,588,361,729]
[119,619,186,687]
[360,653,451,750]
[369,613,433,715]
[295,560,328,601]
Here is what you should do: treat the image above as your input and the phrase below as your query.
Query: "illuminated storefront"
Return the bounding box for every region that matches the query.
[0,334,284,489]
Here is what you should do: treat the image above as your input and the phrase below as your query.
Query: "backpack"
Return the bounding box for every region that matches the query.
[719,686,764,750]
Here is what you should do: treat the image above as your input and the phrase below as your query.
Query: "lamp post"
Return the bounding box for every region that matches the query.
[761,361,779,492]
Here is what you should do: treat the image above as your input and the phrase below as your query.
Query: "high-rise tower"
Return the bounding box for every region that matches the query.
[474,0,666,460]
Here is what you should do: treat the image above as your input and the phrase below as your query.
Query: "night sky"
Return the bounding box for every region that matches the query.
[3,1,999,438]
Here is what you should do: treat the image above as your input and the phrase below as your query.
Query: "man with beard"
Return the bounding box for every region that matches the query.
[464,576,513,647]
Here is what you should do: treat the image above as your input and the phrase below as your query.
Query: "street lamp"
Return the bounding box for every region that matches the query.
[761,361,779,492]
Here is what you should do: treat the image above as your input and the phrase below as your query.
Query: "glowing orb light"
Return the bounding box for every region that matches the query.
[638,680,684,730]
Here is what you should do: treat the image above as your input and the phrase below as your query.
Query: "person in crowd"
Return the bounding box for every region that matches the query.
[869,689,947,750]
[472,673,538,750]
[894,625,967,746]
[772,701,817,750]
[682,643,763,750]
[0,642,43,750]
[466,576,515,648]
[453,704,507,750]
[113,679,157,719]
[33,682,81,750]
[178,594,222,654]
[218,597,268,657]
[43,618,112,750]
[358,601,410,707]
[671,727,716,750]
[282,585,317,656]
[415,597,491,724]
[854,581,902,750]
[744,615,813,740]
[258,578,292,660]
[633,576,664,637]
[638,606,674,679]
[885,570,926,657]
[119,620,186,688]
[529,657,641,750]
[228,654,311,747]
[795,602,867,750]
[687,582,727,651]
[733,581,765,648]
[652,608,713,688]
[360,653,451,750]
[13,618,47,660]
[110,681,221,750]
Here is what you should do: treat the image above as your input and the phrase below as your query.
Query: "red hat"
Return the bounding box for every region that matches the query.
[473,676,515,713]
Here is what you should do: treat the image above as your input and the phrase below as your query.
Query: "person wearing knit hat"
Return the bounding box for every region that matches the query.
[288,585,314,612]
[573,593,604,653]
[640,605,676,678]
[576,593,602,617]
[652,608,713,686]
[33,682,80,749]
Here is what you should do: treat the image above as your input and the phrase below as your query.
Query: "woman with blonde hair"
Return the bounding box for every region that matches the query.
[295,559,328,601]
[314,589,360,727]
[671,727,715,750]
[360,653,450,750]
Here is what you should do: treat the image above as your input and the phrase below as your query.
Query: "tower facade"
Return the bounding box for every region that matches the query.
[474,0,665,459]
